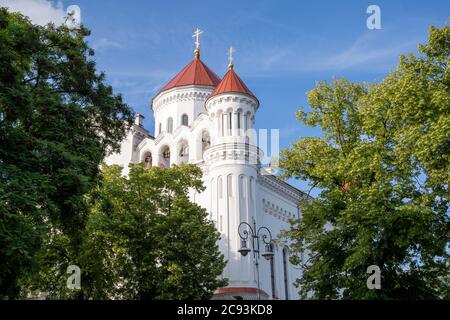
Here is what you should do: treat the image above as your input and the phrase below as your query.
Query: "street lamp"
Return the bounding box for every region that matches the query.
[237,219,273,300]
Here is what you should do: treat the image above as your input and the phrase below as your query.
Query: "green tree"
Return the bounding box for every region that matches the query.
[0,8,134,298]
[78,164,227,300]
[280,25,449,299]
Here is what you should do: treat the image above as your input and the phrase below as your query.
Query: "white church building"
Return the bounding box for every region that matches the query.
[105,32,306,300]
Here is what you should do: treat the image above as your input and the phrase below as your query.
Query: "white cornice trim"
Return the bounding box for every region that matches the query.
[205,93,259,111]
[258,174,307,204]
[152,85,215,112]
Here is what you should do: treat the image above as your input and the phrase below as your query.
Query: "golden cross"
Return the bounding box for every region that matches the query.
[228,46,235,68]
[192,28,203,49]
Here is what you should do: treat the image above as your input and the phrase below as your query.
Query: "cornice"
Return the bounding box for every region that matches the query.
[205,93,258,112]
[152,86,214,113]
[257,174,306,204]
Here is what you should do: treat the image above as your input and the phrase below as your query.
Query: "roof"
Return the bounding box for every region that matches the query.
[158,50,221,93]
[210,65,255,98]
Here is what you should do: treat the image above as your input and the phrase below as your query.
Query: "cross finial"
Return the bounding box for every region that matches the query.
[228,46,235,69]
[192,28,203,57]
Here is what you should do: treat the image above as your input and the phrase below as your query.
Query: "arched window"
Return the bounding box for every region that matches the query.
[283,247,289,299]
[143,153,152,169]
[167,117,173,133]
[163,148,170,160]
[228,111,232,134]
[181,114,189,126]
[237,111,241,130]
[202,131,211,155]
[178,140,189,164]
[160,145,170,168]
[179,144,189,157]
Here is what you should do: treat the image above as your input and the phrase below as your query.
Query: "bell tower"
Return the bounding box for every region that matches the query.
[204,51,262,296]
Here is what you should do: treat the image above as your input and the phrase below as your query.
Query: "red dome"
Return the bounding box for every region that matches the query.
[158,51,221,93]
[210,66,255,98]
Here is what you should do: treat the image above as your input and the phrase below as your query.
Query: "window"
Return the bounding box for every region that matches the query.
[249,177,254,200]
[228,111,232,134]
[179,144,189,157]
[181,114,189,126]
[160,146,170,168]
[143,153,152,169]
[237,111,241,129]
[158,123,162,134]
[283,247,289,299]
[202,131,211,154]
[163,149,170,160]
[167,117,173,133]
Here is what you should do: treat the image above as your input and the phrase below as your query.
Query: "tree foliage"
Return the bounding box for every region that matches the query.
[0,8,134,298]
[280,25,449,299]
[78,164,227,300]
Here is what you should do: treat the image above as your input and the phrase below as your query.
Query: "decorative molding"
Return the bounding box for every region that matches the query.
[203,143,262,166]
[154,131,168,145]
[152,86,214,113]
[262,198,294,222]
[206,93,258,112]
[258,174,306,205]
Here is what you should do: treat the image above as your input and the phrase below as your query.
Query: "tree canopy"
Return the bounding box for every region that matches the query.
[78,164,227,300]
[0,8,134,298]
[280,25,449,299]
[0,8,227,300]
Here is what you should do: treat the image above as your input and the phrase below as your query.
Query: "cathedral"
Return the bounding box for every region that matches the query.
[105,30,306,300]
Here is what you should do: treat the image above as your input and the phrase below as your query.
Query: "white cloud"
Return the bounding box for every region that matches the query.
[322,32,417,71]
[0,0,66,26]
[92,38,124,51]
[240,31,420,76]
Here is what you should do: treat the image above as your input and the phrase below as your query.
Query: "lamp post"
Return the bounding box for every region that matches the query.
[237,219,274,300]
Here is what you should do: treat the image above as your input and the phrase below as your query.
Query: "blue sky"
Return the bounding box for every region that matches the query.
[3,0,449,194]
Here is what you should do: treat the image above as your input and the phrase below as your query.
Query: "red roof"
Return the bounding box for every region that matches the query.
[210,66,255,98]
[159,50,221,93]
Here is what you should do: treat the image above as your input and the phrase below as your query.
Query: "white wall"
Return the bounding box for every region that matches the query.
[255,180,302,300]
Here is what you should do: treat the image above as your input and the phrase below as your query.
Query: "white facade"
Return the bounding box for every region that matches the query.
[105,52,306,300]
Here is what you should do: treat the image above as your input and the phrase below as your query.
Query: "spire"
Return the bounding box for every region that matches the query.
[192,28,203,59]
[156,29,220,95]
[209,47,256,100]
[158,58,221,93]
[228,46,235,70]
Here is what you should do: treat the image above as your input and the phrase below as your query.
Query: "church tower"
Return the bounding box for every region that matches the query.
[204,49,262,298]
[105,30,304,300]
[150,29,220,167]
